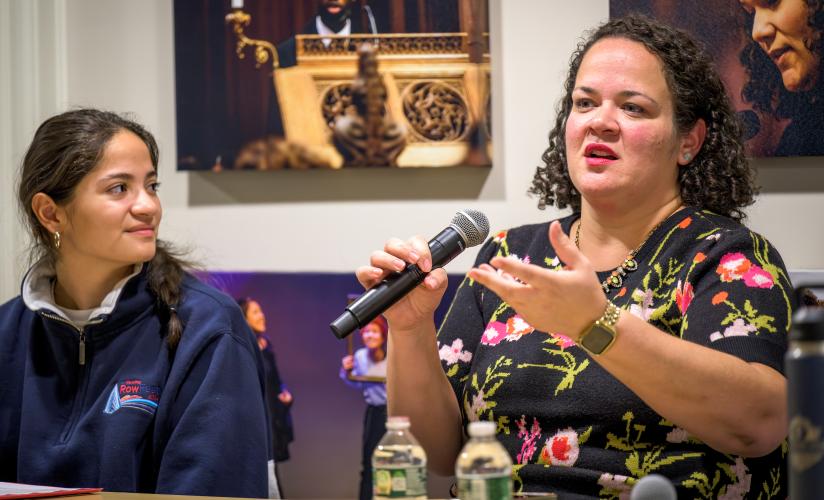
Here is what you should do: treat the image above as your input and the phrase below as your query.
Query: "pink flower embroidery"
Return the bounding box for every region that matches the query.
[742,265,774,289]
[438,339,473,365]
[709,318,757,342]
[465,390,487,422]
[718,458,752,499]
[481,321,508,346]
[505,315,535,342]
[549,332,576,349]
[597,473,633,499]
[516,254,531,265]
[666,427,690,444]
[629,289,655,321]
[716,253,752,282]
[675,280,694,314]
[516,416,542,464]
[497,254,531,283]
[538,428,580,467]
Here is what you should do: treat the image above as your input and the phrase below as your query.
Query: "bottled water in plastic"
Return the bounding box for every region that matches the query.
[456,421,512,500]
[372,416,427,499]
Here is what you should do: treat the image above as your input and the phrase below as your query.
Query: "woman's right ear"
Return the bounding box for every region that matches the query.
[31,192,64,234]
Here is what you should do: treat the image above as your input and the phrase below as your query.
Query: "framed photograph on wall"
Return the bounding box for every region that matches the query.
[174,0,492,171]
[610,0,824,157]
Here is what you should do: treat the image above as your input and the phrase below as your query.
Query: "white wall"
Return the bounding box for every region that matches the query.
[2,0,823,296]
[1,0,68,300]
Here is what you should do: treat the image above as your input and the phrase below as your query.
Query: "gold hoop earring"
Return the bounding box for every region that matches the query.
[53,231,61,250]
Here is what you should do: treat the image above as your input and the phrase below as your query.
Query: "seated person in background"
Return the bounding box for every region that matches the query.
[357,15,794,498]
[340,316,388,500]
[0,109,270,498]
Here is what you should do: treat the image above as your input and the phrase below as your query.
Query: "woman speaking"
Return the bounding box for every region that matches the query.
[358,15,793,498]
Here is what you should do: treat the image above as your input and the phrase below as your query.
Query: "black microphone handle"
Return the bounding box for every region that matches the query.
[330,227,467,339]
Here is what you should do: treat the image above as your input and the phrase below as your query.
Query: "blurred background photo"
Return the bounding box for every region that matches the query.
[610,0,824,157]
[175,0,492,171]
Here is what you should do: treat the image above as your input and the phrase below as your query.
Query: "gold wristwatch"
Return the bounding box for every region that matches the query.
[579,302,621,355]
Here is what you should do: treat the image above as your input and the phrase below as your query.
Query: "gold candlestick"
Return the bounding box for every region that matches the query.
[225,10,279,70]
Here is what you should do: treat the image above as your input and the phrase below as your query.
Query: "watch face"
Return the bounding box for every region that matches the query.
[582,324,615,354]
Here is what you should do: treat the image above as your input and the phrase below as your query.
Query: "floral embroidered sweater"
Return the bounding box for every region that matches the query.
[437,207,793,499]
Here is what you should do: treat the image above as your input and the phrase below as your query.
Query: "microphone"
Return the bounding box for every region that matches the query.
[363,4,378,35]
[629,474,676,500]
[330,209,490,339]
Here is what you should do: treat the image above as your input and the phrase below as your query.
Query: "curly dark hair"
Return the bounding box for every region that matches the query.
[739,0,824,117]
[529,15,756,222]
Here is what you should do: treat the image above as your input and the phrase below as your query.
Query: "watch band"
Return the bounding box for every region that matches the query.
[579,301,621,355]
[599,301,621,328]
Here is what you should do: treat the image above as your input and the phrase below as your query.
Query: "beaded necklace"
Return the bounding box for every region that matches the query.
[574,214,673,294]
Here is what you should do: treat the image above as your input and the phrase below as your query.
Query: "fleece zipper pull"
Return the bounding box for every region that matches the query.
[79,329,86,365]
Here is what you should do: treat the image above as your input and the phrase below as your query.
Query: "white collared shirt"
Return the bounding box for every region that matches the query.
[23,260,143,329]
[315,16,351,48]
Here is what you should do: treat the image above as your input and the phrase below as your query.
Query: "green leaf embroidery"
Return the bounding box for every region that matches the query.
[464,356,512,421]
[750,233,792,330]
[578,426,593,445]
[511,464,525,494]
[517,341,590,396]
[682,470,721,499]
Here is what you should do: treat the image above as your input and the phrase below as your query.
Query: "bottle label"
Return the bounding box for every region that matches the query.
[789,415,824,471]
[457,475,512,500]
[373,466,427,498]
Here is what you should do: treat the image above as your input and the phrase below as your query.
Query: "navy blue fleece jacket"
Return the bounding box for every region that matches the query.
[0,265,270,497]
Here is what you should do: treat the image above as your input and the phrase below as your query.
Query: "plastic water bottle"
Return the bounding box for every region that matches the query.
[787,303,824,499]
[456,421,513,500]
[372,416,427,500]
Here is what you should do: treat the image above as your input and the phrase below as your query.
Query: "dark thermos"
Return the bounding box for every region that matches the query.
[787,301,824,499]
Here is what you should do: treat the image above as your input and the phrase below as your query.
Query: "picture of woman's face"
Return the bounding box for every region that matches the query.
[740,0,820,91]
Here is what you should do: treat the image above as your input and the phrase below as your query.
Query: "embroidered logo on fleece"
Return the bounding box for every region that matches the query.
[103,379,161,415]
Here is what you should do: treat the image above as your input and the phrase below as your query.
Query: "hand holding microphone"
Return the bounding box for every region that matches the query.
[331,210,489,339]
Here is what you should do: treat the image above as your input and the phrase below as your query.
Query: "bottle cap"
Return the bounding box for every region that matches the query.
[790,307,824,341]
[467,421,496,437]
[386,416,411,429]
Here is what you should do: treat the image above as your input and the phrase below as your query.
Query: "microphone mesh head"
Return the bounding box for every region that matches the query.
[451,209,490,247]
